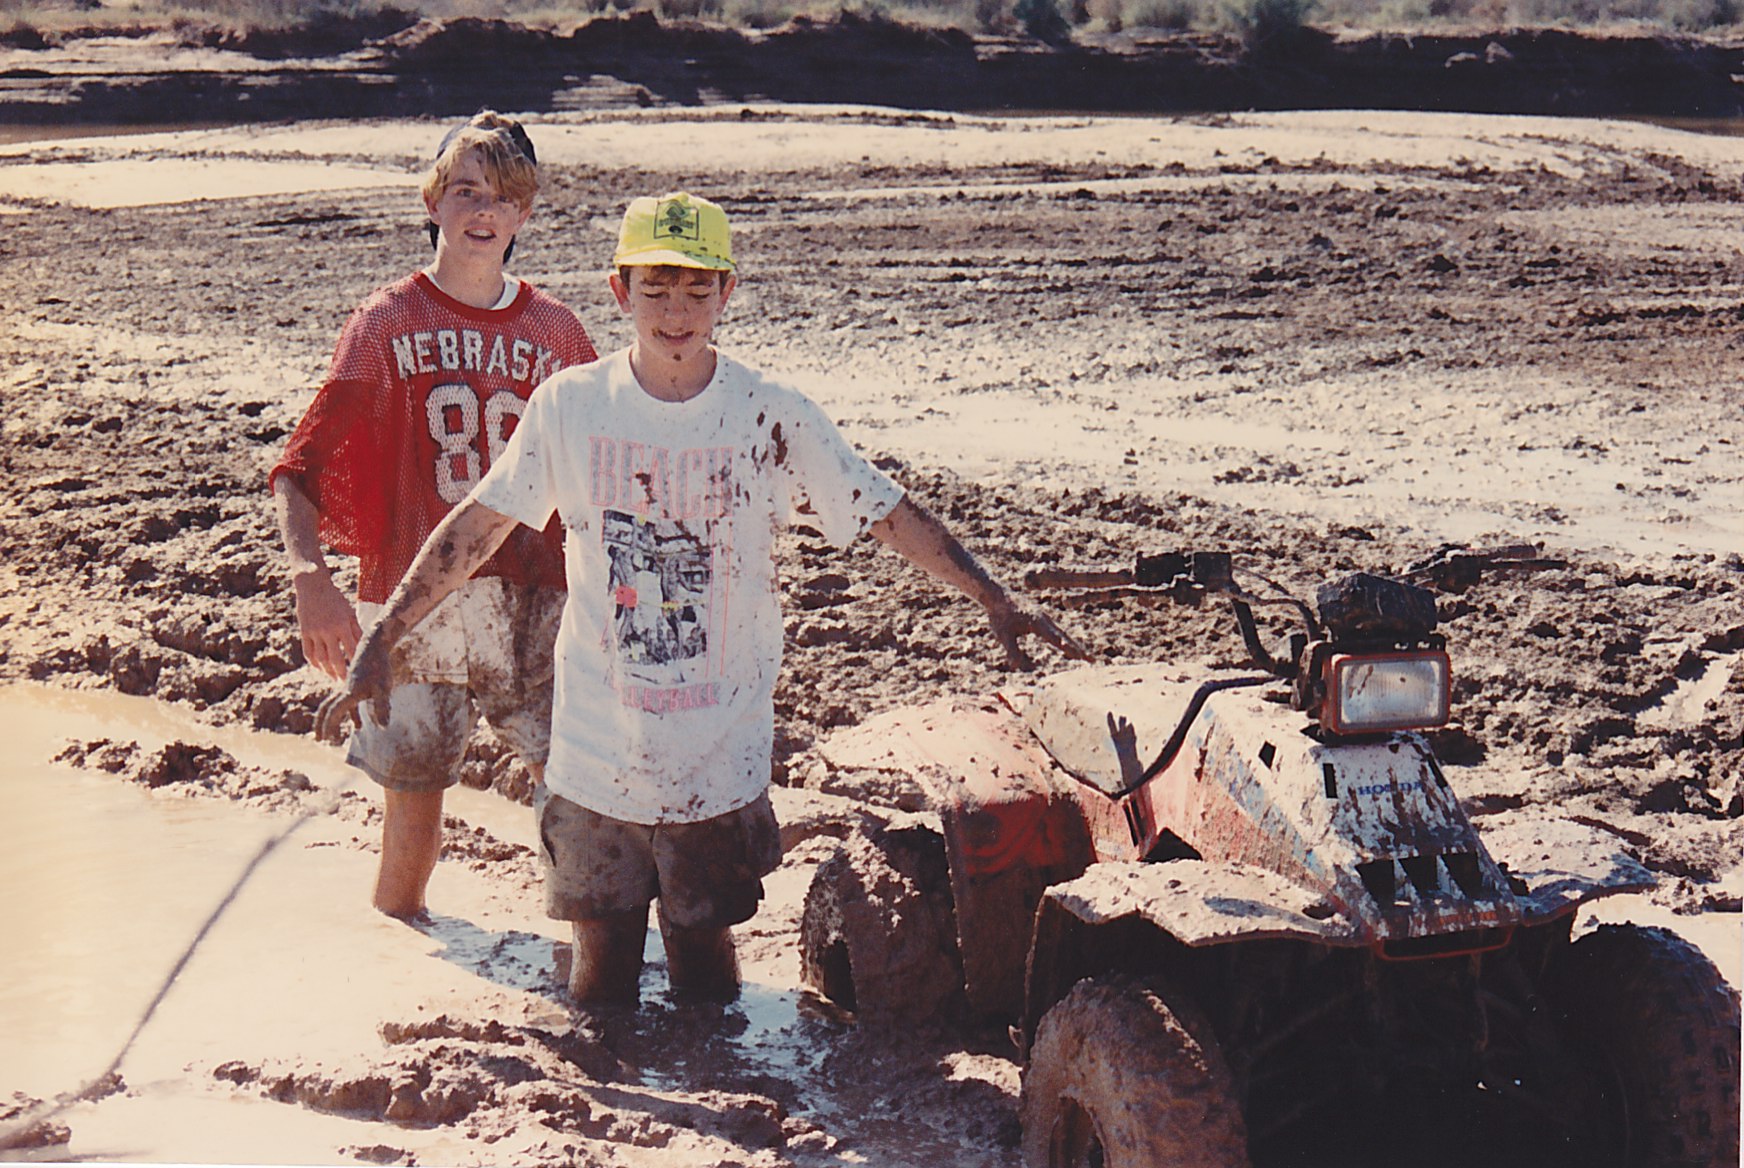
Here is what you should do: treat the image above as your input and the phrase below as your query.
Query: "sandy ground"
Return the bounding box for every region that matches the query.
[0,107,1741,1166]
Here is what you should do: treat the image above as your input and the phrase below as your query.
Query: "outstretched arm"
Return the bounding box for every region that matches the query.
[314,498,522,742]
[868,496,1087,670]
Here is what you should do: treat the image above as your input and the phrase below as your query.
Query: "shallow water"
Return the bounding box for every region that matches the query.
[0,682,837,1163]
[0,122,227,147]
[0,683,369,1102]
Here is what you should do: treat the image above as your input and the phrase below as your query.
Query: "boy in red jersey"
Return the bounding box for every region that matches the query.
[270,111,597,919]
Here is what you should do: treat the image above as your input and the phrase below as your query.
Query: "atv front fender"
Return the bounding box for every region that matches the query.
[1474,815,1654,924]
[1021,859,1361,1057]
[1039,859,1363,947]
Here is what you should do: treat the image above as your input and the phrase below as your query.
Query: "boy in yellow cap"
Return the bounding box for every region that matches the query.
[315,192,1083,1004]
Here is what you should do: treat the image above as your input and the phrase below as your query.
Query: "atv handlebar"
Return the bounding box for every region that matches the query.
[1401,544,1567,592]
[1023,543,1565,677]
[1024,551,1311,676]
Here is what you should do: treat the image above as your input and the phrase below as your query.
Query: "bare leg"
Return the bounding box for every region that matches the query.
[569,909,649,1004]
[659,905,740,1002]
[373,787,444,919]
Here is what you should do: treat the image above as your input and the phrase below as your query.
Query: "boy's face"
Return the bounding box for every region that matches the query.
[611,265,736,365]
[425,147,532,263]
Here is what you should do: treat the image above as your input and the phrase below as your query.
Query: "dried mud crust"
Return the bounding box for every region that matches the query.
[2,128,1740,898]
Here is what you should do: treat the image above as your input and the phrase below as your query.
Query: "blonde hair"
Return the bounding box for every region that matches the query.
[422,111,540,258]
[422,111,539,208]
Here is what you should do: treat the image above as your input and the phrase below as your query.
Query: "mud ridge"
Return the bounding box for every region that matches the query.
[4,13,1744,128]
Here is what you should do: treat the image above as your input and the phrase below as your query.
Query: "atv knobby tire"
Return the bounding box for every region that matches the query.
[798,824,962,1025]
[1549,923,1740,1168]
[1021,975,1248,1168]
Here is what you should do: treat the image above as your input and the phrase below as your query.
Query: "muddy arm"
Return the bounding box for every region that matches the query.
[313,499,521,742]
[869,496,1087,670]
[272,476,362,681]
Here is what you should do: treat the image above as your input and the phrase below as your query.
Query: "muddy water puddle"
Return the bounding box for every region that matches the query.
[0,682,841,1162]
[0,121,229,147]
[0,684,389,1100]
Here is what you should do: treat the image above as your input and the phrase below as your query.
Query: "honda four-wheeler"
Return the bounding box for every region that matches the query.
[798,547,1740,1168]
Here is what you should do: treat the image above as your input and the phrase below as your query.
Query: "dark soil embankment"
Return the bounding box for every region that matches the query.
[2,12,1743,128]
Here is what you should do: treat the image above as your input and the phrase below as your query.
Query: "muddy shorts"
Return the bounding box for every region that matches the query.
[347,578,563,793]
[534,787,783,930]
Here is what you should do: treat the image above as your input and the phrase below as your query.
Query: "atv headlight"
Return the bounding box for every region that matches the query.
[1322,650,1450,735]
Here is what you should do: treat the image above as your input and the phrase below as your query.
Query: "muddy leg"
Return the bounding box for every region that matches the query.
[374,786,444,919]
[569,908,649,1004]
[659,904,740,1002]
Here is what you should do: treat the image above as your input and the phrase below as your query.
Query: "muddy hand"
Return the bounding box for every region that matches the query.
[989,601,1090,671]
[313,636,393,744]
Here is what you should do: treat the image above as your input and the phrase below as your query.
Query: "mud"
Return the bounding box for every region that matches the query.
[1,67,1741,1168]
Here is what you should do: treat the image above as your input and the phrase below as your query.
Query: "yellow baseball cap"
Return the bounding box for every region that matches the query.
[613,192,735,272]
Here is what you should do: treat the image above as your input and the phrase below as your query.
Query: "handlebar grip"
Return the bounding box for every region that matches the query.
[1023,567,1135,590]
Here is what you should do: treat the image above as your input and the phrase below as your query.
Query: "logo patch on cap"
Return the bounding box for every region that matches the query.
[613,191,734,271]
[656,199,702,243]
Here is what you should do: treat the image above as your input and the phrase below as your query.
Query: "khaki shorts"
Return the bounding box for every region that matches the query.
[535,787,783,930]
[347,578,562,793]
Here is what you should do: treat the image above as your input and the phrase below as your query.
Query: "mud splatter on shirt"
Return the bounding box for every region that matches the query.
[474,347,904,824]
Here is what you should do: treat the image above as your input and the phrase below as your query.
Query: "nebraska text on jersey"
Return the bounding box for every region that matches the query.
[473,348,905,825]
[390,326,567,386]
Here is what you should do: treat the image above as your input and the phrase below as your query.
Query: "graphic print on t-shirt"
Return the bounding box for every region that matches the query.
[586,432,735,713]
[602,509,712,678]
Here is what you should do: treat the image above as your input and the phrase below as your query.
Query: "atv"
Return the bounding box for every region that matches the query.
[798,547,1741,1168]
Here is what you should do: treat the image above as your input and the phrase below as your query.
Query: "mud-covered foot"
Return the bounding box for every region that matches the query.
[663,923,741,1002]
[567,913,648,1005]
[562,1000,643,1082]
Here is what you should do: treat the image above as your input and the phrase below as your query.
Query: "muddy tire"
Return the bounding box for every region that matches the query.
[1020,975,1248,1168]
[798,823,962,1025]
[1548,923,1740,1168]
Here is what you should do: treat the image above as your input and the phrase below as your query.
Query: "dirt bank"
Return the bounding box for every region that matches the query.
[0,103,1740,1166]
[3,11,1744,131]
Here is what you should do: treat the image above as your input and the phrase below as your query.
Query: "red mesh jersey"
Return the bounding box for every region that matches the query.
[271,273,598,604]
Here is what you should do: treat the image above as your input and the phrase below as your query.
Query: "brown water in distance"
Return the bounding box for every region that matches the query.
[0,122,229,147]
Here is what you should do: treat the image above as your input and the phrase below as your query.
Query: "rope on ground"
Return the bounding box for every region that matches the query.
[0,779,356,1152]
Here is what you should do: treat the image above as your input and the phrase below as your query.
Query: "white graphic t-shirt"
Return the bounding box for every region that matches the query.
[473,348,905,824]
